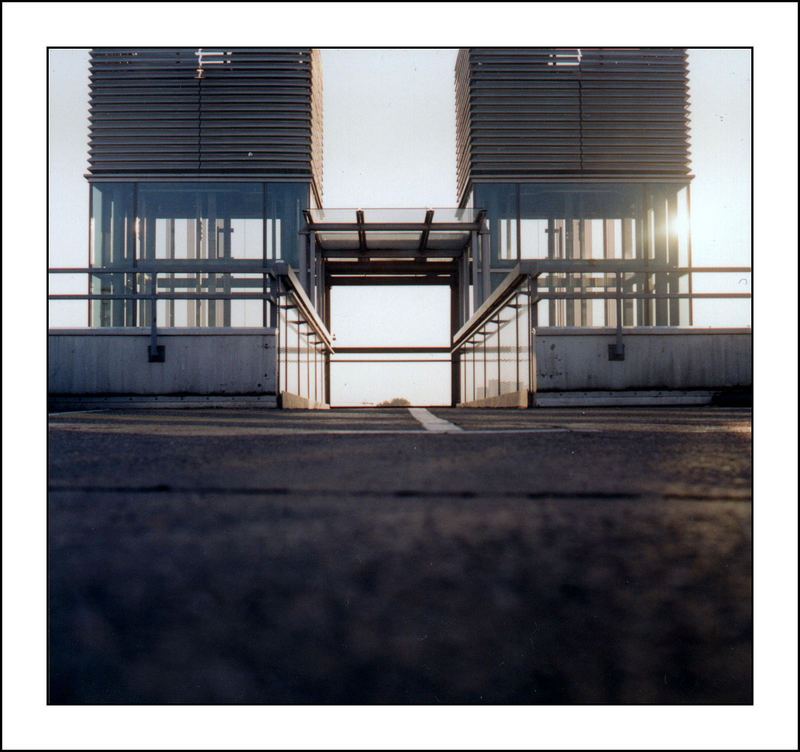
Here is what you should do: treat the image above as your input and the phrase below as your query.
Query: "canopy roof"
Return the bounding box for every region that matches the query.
[304,208,486,257]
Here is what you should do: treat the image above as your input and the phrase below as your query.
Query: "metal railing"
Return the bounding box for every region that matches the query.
[48,260,334,402]
[451,260,751,405]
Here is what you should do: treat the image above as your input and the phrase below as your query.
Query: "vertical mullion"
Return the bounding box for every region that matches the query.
[262,184,268,327]
[87,185,93,326]
[515,292,520,391]
[496,315,501,397]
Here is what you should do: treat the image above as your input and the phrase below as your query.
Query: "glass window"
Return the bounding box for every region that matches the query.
[473,184,518,267]
[266,183,308,266]
[91,183,135,266]
[90,183,135,327]
[137,183,263,261]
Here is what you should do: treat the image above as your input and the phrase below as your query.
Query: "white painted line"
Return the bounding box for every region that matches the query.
[408,407,464,433]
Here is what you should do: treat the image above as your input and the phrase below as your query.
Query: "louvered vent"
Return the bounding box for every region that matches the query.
[456,48,690,204]
[87,48,323,199]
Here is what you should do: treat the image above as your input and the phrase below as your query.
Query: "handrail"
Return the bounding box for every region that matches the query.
[451,261,752,355]
[451,263,531,351]
[278,263,333,352]
[48,260,334,354]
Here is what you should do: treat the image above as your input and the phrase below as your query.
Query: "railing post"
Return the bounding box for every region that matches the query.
[608,271,625,361]
[480,228,491,304]
[527,275,536,407]
[148,271,164,362]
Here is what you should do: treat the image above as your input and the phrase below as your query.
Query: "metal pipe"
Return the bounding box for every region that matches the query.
[616,272,623,351]
[149,272,159,359]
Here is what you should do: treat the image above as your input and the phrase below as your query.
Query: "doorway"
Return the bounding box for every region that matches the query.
[329,285,452,406]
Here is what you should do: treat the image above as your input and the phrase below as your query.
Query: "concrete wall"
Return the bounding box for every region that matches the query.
[534,328,751,391]
[49,329,278,395]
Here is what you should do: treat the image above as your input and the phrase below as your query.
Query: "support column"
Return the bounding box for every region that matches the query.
[621,218,634,326]
[450,276,460,407]
[565,219,577,326]
[667,192,679,325]
[323,279,331,405]
[141,213,156,329]
[110,192,125,327]
[546,218,556,327]
[207,194,217,327]
[653,193,668,325]
[187,218,197,326]
[580,219,592,326]
[470,230,479,313]
[527,276,537,404]
[687,183,694,326]
[603,219,615,327]
[298,232,308,293]
[638,192,650,326]
[315,252,323,312]
[166,218,175,327]
[460,248,469,325]
[308,231,316,298]
[222,216,231,327]
[480,228,491,304]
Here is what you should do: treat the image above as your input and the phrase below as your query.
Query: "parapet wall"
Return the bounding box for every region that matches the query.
[49,327,751,406]
[48,329,278,396]
[534,328,751,391]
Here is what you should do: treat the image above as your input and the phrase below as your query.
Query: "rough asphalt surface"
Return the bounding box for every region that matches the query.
[48,407,752,704]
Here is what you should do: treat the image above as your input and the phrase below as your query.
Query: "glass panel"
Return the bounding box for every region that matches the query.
[474,183,518,270]
[138,183,263,261]
[517,292,530,391]
[520,183,645,223]
[298,322,309,399]
[499,218,518,260]
[498,311,517,393]
[456,288,534,404]
[314,231,360,251]
[484,321,500,398]
[520,183,648,327]
[364,231,420,250]
[136,182,264,326]
[90,183,135,326]
[425,231,472,250]
[152,271,266,328]
[283,306,300,396]
[266,183,307,267]
[430,207,480,223]
[362,208,428,223]
[465,345,474,403]
[520,218,549,259]
[307,208,357,223]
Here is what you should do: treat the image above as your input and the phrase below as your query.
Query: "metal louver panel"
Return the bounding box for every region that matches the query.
[455,48,691,204]
[87,48,323,199]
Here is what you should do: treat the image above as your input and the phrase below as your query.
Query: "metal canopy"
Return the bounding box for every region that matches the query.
[304,208,486,257]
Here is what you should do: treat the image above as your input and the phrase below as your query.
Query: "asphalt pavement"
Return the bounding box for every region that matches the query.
[48,406,752,704]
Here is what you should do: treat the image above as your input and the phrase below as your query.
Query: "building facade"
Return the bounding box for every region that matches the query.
[48,46,747,409]
[86,47,323,328]
[456,48,693,326]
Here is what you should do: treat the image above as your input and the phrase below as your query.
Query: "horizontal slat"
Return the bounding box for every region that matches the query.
[456,48,691,203]
[87,48,323,195]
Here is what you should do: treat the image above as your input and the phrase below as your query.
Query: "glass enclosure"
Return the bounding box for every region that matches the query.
[89,181,310,327]
[278,295,328,404]
[90,183,135,327]
[471,182,691,326]
[457,287,532,404]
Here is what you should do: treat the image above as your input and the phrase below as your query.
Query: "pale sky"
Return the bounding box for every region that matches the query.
[47,47,752,404]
